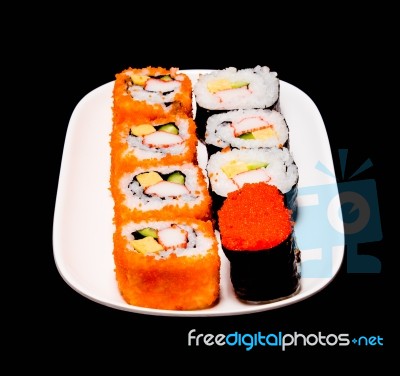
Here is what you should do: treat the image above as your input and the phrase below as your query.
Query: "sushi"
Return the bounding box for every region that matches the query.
[111,162,212,223]
[110,66,222,311]
[113,218,220,310]
[206,147,299,215]
[110,113,198,169]
[194,66,280,139]
[204,108,289,155]
[108,65,301,310]
[218,182,301,303]
[113,66,193,124]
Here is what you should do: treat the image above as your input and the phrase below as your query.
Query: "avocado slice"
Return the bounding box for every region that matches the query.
[137,227,158,238]
[167,171,185,184]
[159,75,172,81]
[231,80,249,89]
[247,161,268,170]
[238,132,255,140]
[158,123,179,135]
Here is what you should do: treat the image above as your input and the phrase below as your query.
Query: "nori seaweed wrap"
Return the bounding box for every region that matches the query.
[218,182,301,303]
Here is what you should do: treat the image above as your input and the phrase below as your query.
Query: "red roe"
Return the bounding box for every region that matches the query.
[218,182,293,251]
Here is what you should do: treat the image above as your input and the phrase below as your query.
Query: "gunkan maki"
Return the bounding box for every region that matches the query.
[218,182,301,303]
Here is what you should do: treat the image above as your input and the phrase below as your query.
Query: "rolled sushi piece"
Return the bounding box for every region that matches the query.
[218,182,301,303]
[194,66,280,136]
[206,147,298,216]
[111,162,212,223]
[204,108,289,155]
[110,113,198,169]
[112,66,193,124]
[113,218,221,310]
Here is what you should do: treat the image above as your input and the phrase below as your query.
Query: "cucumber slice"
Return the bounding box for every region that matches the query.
[160,75,172,81]
[247,161,268,170]
[137,227,158,238]
[158,123,179,135]
[167,171,185,184]
[238,132,255,140]
[231,80,249,88]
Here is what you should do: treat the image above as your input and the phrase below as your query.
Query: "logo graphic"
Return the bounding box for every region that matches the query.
[295,149,382,277]
[188,329,384,351]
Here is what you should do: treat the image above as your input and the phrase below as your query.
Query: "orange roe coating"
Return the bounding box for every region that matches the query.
[113,219,220,310]
[218,182,293,251]
[112,66,192,124]
[110,113,198,169]
[110,66,217,310]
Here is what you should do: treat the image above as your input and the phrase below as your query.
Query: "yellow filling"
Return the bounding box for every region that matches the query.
[130,237,164,254]
[252,127,278,140]
[221,160,249,178]
[130,124,156,136]
[130,74,149,86]
[136,171,163,188]
[207,79,248,93]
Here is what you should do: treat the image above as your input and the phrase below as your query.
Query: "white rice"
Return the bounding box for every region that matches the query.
[205,109,289,149]
[206,147,298,196]
[194,66,279,110]
[121,220,213,259]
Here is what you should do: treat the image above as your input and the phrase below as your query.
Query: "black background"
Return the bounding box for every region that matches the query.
[29,13,390,368]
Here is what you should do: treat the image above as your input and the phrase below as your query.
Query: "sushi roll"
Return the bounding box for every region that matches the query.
[113,66,193,124]
[204,109,289,155]
[194,66,280,138]
[113,218,221,310]
[110,113,198,169]
[111,162,212,223]
[206,147,298,216]
[218,182,301,303]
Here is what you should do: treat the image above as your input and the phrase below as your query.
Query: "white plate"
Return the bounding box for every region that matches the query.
[53,69,345,317]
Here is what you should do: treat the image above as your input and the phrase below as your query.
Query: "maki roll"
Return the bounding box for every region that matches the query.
[218,182,301,303]
[194,66,280,138]
[113,218,220,310]
[113,66,193,124]
[206,147,298,216]
[111,162,212,223]
[204,109,289,155]
[110,113,198,169]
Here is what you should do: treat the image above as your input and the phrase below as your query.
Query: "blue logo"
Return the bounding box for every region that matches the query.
[295,149,382,277]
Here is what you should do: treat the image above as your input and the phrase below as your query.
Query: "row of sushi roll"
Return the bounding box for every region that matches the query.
[110,66,220,310]
[193,66,301,303]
